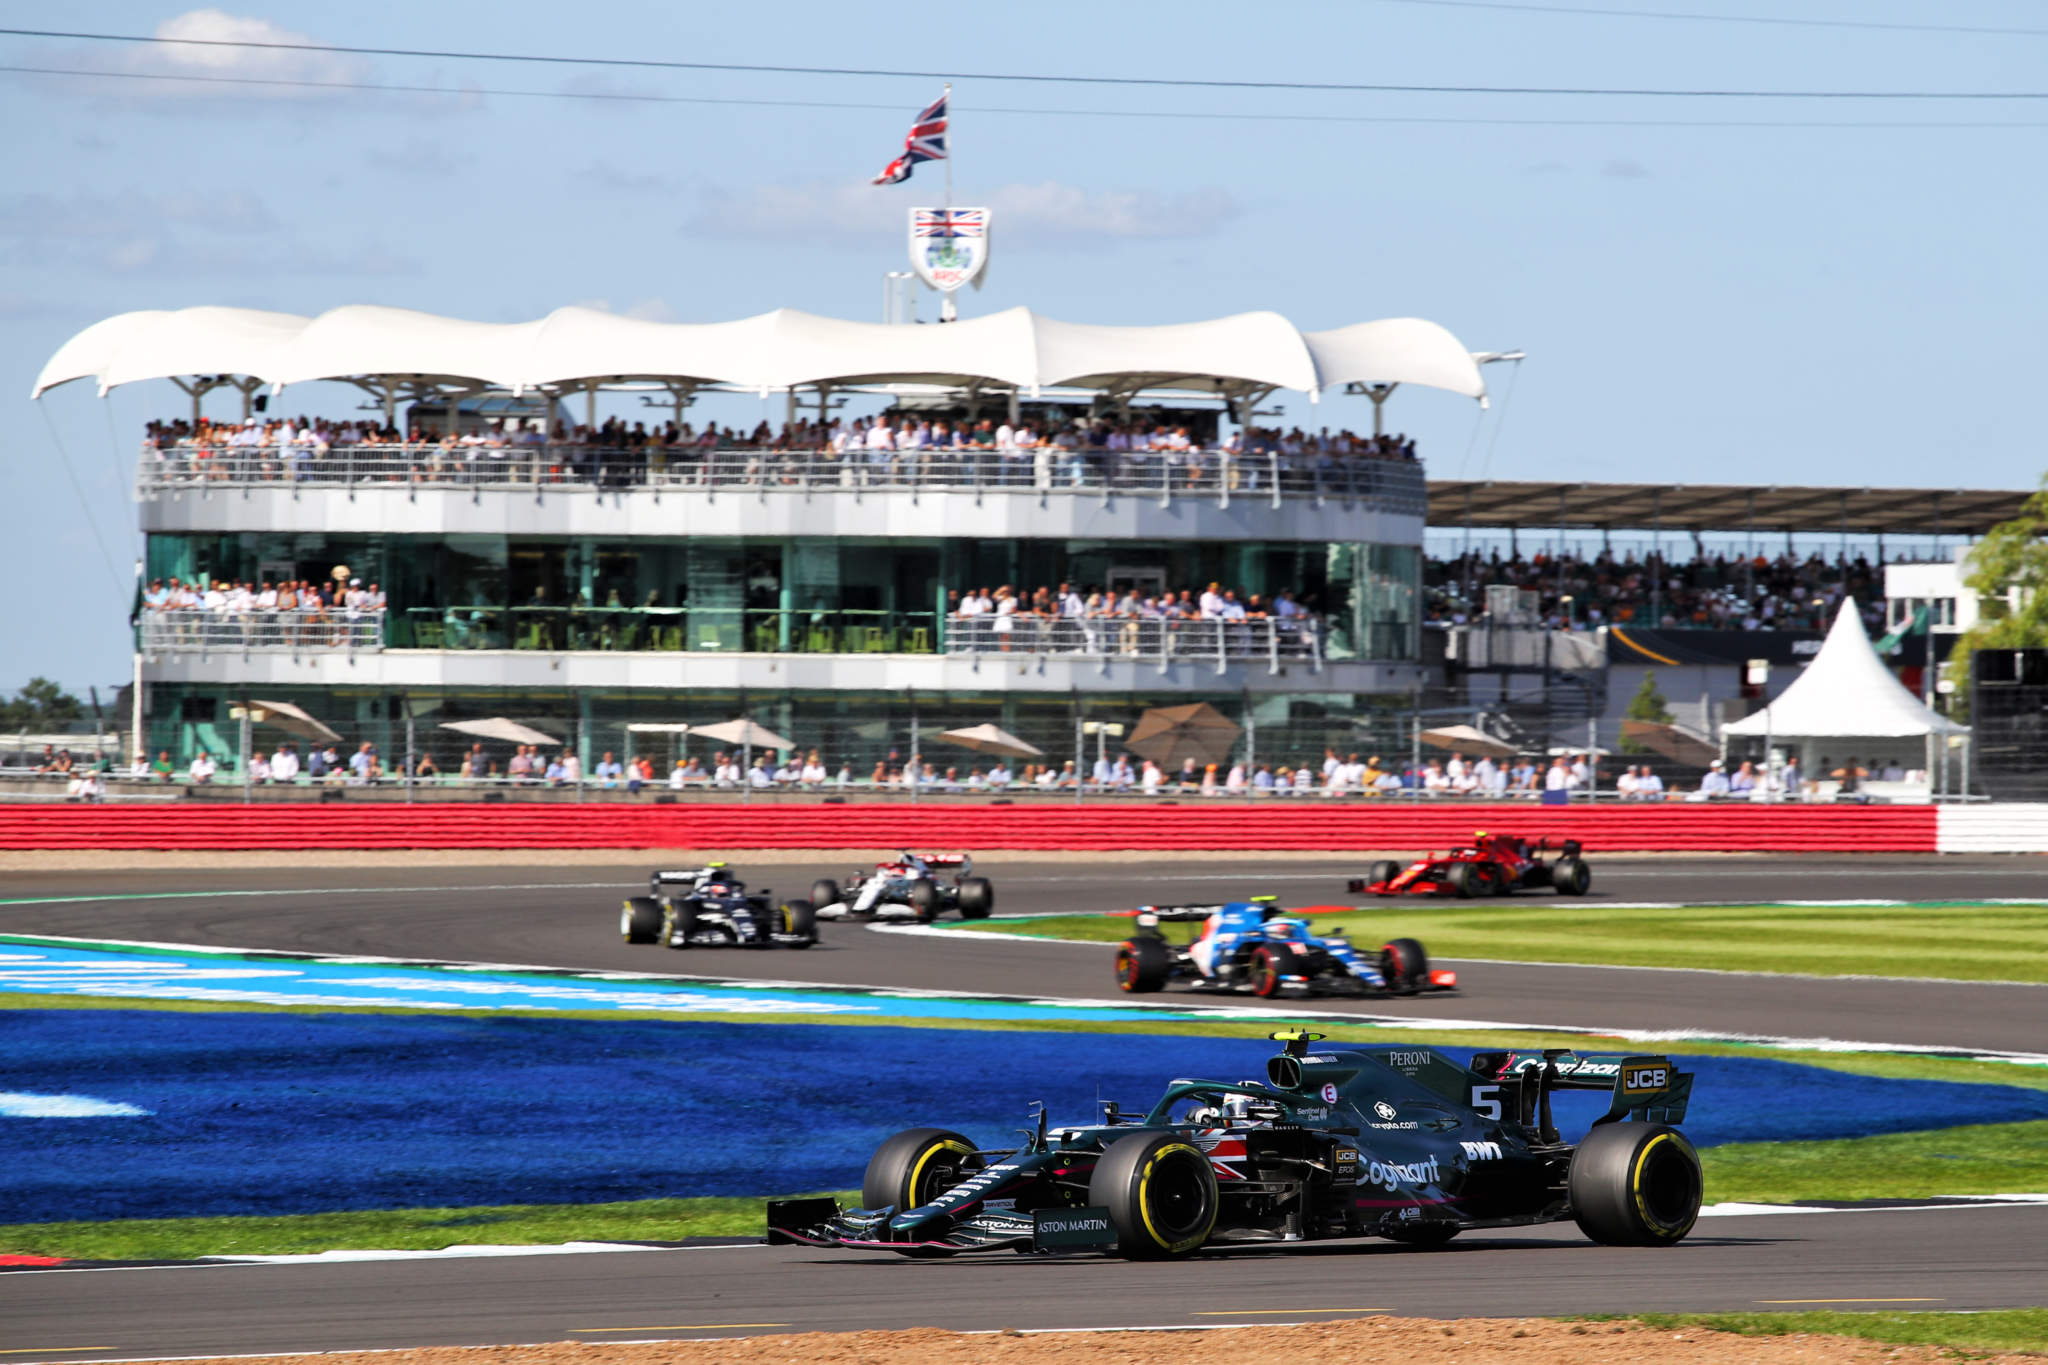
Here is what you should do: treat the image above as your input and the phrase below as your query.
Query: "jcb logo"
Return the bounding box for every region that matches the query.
[1624,1067,1668,1092]
[1460,1140,1502,1161]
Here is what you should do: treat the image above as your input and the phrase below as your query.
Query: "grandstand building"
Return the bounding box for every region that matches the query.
[37,305,1496,776]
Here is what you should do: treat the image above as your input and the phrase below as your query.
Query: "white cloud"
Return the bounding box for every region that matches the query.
[1602,158,1653,181]
[364,138,476,178]
[136,9,371,88]
[680,179,1240,246]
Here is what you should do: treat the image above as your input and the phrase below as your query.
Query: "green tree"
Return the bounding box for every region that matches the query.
[0,678,86,731]
[1950,477,2048,720]
[1620,669,1674,753]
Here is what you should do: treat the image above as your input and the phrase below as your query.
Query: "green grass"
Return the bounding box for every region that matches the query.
[0,1192,852,1262]
[1700,1119,2048,1205]
[5,1122,2042,1262]
[1604,1309,2048,1355]
[959,901,2048,983]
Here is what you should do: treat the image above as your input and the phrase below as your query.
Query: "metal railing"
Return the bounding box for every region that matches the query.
[943,614,1323,673]
[395,607,941,654]
[139,608,385,655]
[134,442,1427,513]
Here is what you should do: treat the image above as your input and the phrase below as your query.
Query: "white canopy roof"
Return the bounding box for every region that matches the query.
[33,304,1488,403]
[1724,601,1967,740]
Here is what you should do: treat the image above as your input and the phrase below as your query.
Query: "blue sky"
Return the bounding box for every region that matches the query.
[3,1,2042,692]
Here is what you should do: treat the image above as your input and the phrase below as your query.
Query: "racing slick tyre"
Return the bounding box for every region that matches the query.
[660,902,700,949]
[1568,1122,1702,1247]
[809,878,842,911]
[956,876,995,919]
[1115,937,1172,993]
[780,899,818,948]
[1245,943,1286,998]
[1378,937,1428,994]
[1368,860,1402,894]
[1553,856,1592,896]
[1443,861,1476,899]
[862,1127,983,1256]
[907,878,944,922]
[1090,1131,1220,1260]
[1473,860,1510,897]
[620,896,664,945]
[1381,1223,1461,1248]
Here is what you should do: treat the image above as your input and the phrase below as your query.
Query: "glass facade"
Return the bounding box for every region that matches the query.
[144,532,1419,660]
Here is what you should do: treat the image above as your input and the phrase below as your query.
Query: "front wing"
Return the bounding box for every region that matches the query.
[766,1198,1115,1254]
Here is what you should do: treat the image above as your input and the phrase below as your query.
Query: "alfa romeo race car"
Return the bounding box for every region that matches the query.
[618,862,817,949]
[811,851,994,922]
[1350,832,1592,898]
[1113,899,1456,998]
[767,1031,1701,1259]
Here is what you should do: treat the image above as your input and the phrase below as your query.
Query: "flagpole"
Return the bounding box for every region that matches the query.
[941,82,956,323]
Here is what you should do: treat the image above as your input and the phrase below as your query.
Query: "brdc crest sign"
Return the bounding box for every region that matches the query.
[910,207,990,293]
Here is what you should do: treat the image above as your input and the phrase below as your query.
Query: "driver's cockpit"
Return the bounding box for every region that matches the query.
[1158,1083,1287,1129]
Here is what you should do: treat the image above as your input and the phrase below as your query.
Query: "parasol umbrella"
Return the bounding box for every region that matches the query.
[441,717,561,747]
[247,699,343,744]
[1125,702,1242,771]
[1620,720,1720,767]
[936,723,1044,760]
[1419,724,1515,759]
[687,718,794,751]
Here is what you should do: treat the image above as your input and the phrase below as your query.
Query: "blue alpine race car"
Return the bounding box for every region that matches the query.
[1113,898,1456,999]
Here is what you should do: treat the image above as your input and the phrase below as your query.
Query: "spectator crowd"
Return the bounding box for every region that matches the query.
[1426,548,1888,633]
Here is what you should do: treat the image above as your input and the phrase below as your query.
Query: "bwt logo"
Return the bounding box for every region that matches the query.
[1460,1140,1502,1161]
[1624,1066,1669,1091]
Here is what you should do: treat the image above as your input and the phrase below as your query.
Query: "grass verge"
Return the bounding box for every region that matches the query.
[956,901,2048,983]
[1594,1309,2048,1355]
[0,1192,852,1261]
[1699,1119,2048,1206]
[4,1122,2042,1261]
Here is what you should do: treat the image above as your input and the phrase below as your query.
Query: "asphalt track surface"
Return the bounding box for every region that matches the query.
[2,855,2043,1053]
[1,854,2043,1356]
[2,1205,2044,1357]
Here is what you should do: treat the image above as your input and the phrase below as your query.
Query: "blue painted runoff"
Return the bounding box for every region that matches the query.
[3,1010,2044,1224]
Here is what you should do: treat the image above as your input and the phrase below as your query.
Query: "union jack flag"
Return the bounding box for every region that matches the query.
[872,90,948,185]
[914,208,985,239]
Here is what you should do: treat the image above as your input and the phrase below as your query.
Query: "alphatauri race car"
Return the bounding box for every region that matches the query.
[1349,832,1592,898]
[1114,899,1456,998]
[811,851,994,922]
[768,1031,1701,1259]
[619,863,817,949]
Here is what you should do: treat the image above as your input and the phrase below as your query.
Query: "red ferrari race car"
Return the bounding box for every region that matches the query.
[1349,832,1592,899]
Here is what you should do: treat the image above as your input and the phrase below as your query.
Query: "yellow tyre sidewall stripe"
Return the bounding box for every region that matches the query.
[906,1140,974,1208]
[1630,1132,1699,1240]
[1137,1143,1216,1254]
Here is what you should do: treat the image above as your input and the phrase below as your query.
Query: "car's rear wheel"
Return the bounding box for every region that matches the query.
[1569,1123,1701,1246]
[1090,1132,1219,1260]
[1115,937,1171,992]
[908,878,943,921]
[780,899,817,948]
[1379,937,1428,993]
[1554,857,1592,896]
[620,896,663,944]
[810,877,842,909]
[1245,943,1286,997]
[661,902,699,948]
[956,876,994,919]
[1444,861,1476,898]
[1381,1223,1460,1248]
[1368,859,1402,893]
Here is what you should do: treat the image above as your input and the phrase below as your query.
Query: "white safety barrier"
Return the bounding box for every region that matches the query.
[1937,804,2048,853]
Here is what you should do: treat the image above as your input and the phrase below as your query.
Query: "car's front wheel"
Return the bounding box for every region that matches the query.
[861,1126,982,1248]
[907,878,944,921]
[810,877,842,909]
[1569,1123,1701,1246]
[661,902,699,948]
[780,899,817,948]
[1091,1132,1219,1260]
[1444,861,1476,898]
[1379,937,1428,993]
[1245,943,1286,997]
[1367,859,1402,893]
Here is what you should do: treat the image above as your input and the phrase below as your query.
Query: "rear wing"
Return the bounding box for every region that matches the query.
[1469,1049,1692,1138]
[908,851,972,870]
[1121,896,1283,925]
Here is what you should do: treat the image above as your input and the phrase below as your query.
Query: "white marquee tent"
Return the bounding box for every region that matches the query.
[31,304,1491,407]
[1724,601,1966,766]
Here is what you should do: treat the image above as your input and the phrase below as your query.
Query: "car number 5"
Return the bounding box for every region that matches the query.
[1469,1084,1503,1121]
